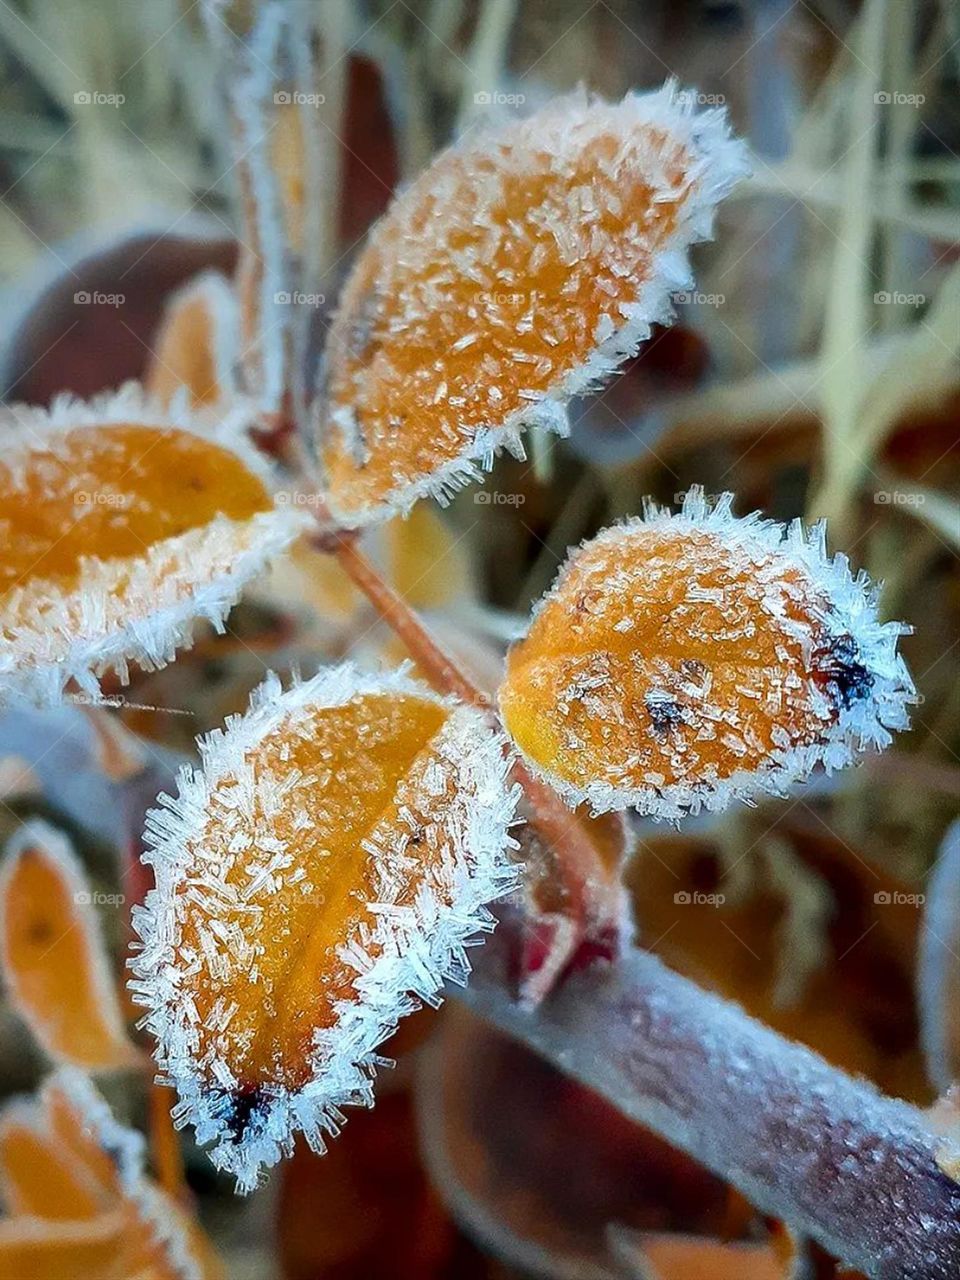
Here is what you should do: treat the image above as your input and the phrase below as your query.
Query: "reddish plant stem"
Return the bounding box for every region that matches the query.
[316,529,607,940]
[329,531,491,709]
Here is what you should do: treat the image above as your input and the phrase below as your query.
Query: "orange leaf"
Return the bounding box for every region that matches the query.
[144,272,238,409]
[499,488,915,818]
[131,664,520,1189]
[0,387,306,705]
[0,1211,127,1280]
[39,1070,225,1280]
[629,1232,787,1280]
[0,819,136,1070]
[319,87,748,525]
[0,1099,111,1220]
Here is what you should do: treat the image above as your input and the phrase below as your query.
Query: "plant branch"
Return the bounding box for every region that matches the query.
[314,529,615,943]
[459,913,960,1280]
[328,530,491,709]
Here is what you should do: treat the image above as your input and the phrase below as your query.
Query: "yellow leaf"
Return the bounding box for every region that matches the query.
[319,87,748,525]
[384,505,473,610]
[131,664,520,1189]
[0,386,306,706]
[0,820,136,1070]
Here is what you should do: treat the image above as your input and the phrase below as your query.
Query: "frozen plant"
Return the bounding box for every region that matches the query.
[0,3,955,1277]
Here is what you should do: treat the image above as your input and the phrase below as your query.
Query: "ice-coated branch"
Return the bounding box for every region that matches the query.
[457,919,960,1280]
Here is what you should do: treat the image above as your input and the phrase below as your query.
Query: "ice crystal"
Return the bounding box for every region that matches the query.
[129,663,520,1191]
[0,384,307,706]
[499,487,916,819]
[319,83,749,525]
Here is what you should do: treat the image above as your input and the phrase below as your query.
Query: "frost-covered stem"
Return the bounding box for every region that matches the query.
[316,529,601,937]
[460,922,960,1280]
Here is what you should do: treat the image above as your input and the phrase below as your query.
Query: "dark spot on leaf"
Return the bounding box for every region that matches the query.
[225,1084,268,1144]
[26,916,54,946]
[814,633,874,710]
[645,693,684,734]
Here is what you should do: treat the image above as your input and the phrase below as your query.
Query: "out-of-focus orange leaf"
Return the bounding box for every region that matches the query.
[0,1211,127,1280]
[130,664,520,1189]
[7,1070,227,1280]
[0,388,305,706]
[0,819,136,1071]
[622,1232,788,1279]
[0,1099,111,1220]
[144,272,238,409]
[500,489,914,818]
[320,88,748,526]
[385,505,473,610]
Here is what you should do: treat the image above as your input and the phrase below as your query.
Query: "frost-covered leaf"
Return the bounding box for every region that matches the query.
[0,819,136,1070]
[205,0,346,417]
[319,85,749,526]
[144,272,239,410]
[130,663,520,1190]
[919,821,960,1093]
[0,1069,224,1279]
[499,488,916,818]
[0,386,307,706]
